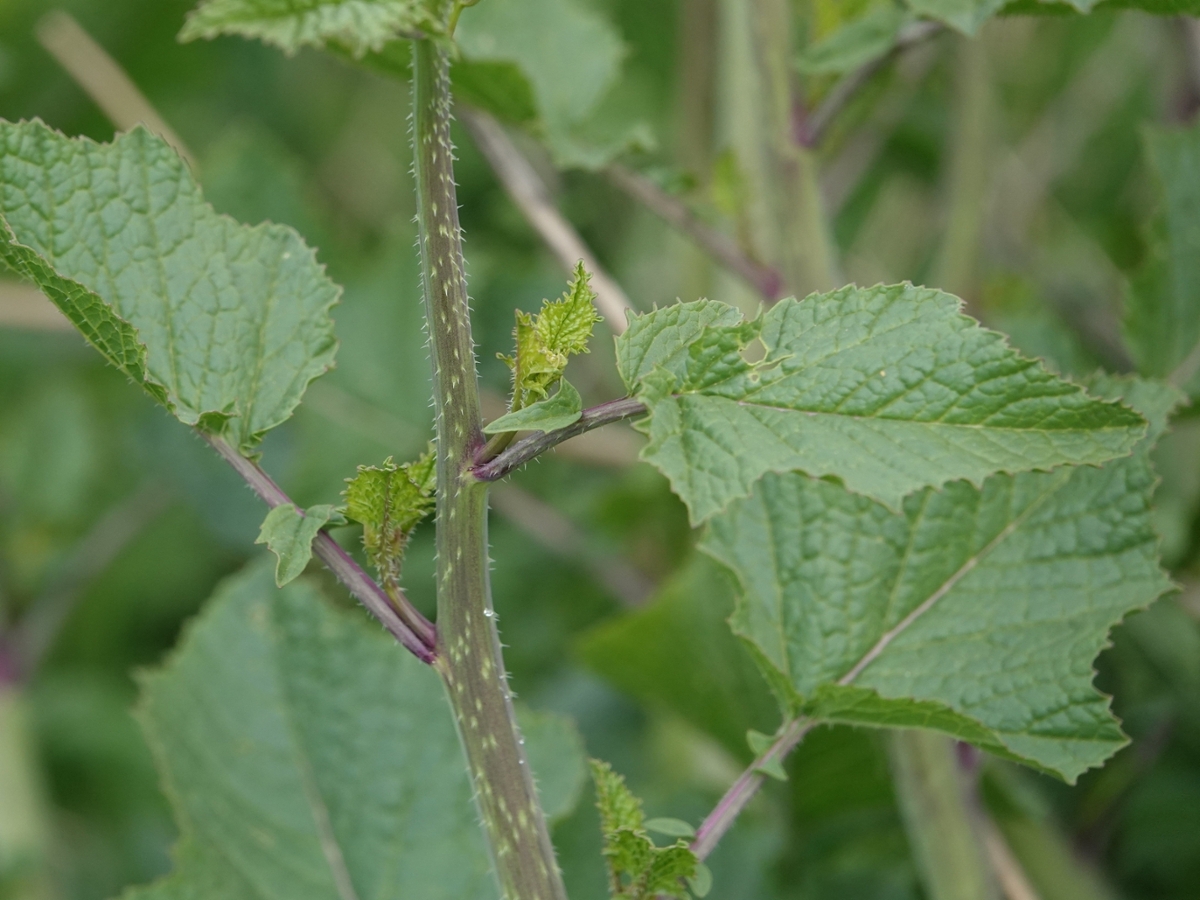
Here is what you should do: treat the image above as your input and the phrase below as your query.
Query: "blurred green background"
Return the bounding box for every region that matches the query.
[1,1,1200,898]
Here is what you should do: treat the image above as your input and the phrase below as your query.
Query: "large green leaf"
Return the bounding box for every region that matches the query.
[700,377,1178,782]
[180,0,441,56]
[0,121,338,452]
[127,561,584,900]
[618,286,1144,523]
[577,555,779,761]
[1125,119,1200,397]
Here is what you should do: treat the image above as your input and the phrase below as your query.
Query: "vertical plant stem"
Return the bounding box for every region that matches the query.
[0,685,55,900]
[411,37,566,900]
[931,33,993,300]
[888,731,999,900]
[741,0,841,296]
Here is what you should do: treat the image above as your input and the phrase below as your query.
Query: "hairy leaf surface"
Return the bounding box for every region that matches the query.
[181,0,440,56]
[700,377,1178,782]
[0,121,338,451]
[590,760,696,900]
[342,448,435,589]
[1125,119,1200,396]
[618,286,1144,523]
[128,562,583,900]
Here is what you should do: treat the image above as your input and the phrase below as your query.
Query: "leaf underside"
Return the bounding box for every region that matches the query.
[180,0,441,56]
[129,562,584,900]
[700,376,1178,782]
[618,285,1145,524]
[0,121,339,452]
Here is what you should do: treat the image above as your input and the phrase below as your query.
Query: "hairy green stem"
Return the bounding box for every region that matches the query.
[412,37,566,900]
[888,732,999,900]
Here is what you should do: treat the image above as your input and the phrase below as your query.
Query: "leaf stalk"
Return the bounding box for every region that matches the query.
[472,397,648,481]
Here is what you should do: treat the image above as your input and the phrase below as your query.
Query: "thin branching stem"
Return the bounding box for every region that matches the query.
[690,718,813,860]
[471,397,647,481]
[205,433,437,664]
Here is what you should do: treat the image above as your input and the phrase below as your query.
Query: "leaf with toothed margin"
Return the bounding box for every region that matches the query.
[0,120,339,453]
[589,759,697,900]
[255,504,341,586]
[700,375,1179,782]
[180,0,443,57]
[125,560,585,900]
[617,285,1146,524]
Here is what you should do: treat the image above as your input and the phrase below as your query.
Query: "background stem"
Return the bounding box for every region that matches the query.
[888,731,1000,900]
[412,38,566,900]
[738,0,841,296]
[0,687,56,900]
[931,32,993,300]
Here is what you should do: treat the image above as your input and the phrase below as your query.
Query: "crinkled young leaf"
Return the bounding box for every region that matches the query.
[501,261,601,412]
[589,759,696,900]
[619,286,1145,523]
[484,378,583,435]
[700,376,1179,782]
[0,121,338,452]
[1124,119,1200,396]
[180,0,441,56]
[255,503,341,586]
[128,561,584,900]
[342,448,435,589]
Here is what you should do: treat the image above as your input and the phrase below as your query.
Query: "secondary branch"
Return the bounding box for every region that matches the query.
[471,397,647,482]
[205,433,437,664]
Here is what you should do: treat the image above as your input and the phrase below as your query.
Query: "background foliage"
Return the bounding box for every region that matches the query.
[2,1,1200,898]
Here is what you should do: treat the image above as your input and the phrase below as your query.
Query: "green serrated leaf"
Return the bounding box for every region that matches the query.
[591,758,645,836]
[180,0,442,57]
[501,262,601,412]
[589,759,696,900]
[128,561,583,900]
[0,121,338,452]
[342,447,435,589]
[1125,118,1200,397]
[618,286,1146,523]
[700,376,1179,782]
[797,5,912,75]
[483,379,582,434]
[644,818,696,839]
[255,503,339,586]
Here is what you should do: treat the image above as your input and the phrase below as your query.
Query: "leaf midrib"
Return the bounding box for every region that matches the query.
[834,470,1072,688]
